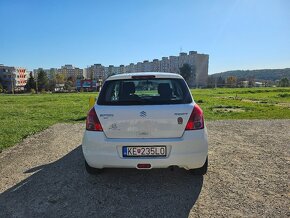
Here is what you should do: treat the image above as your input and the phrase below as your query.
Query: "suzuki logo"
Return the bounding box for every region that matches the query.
[140,111,147,117]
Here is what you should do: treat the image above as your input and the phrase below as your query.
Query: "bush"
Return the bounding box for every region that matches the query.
[30,89,36,94]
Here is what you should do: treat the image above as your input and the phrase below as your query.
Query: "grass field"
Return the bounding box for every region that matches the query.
[1,87,290,150]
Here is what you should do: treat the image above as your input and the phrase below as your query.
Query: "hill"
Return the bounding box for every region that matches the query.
[211,68,290,81]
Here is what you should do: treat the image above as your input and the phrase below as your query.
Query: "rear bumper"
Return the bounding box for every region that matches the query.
[82,128,208,170]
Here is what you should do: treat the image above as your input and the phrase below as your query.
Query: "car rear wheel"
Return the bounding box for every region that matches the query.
[190,157,208,175]
[85,160,103,175]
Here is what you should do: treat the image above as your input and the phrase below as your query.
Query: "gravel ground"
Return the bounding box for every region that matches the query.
[0,120,289,217]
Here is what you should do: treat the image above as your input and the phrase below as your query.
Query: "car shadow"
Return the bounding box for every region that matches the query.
[0,146,203,218]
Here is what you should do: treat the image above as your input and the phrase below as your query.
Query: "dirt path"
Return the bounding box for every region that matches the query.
[0,120,289,217]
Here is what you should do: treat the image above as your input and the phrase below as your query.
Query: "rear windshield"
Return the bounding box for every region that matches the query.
[97,78,192,105]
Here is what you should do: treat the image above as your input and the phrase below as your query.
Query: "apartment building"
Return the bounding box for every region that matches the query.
[85,50,209,87]
[136,62,143,72]
[143,60,151,72]
[160,57,170,72]
[33,68,58,80]
[126,63,135,73]
[87,64,105,80]
[169,56,179,74]
[152,59,160,72]
[3,50,208,91]
[57,65,84,79]
[131,51,209,87]
[0,64,28,92]
[119,65,125,74]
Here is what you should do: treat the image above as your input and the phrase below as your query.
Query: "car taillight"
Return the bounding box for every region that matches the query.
[86,107,103,131]
[185,104,204,130]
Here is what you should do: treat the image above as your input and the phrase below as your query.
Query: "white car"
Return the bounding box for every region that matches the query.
[82,72,208,175]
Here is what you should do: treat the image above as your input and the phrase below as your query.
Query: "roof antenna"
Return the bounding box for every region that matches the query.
[180,46,183,53]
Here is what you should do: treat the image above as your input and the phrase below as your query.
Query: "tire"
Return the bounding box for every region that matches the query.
[85,160,103,175]
[190,157,208,175]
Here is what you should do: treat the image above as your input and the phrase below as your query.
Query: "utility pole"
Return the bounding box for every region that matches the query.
[11,71,14,94]
[35,71,38,94]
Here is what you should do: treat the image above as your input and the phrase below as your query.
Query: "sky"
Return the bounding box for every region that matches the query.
[0,0,289,74]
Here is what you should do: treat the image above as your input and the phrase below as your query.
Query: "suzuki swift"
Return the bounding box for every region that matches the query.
[82,72,208,175]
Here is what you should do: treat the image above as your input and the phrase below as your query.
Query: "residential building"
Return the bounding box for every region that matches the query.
[169,56,179,74]
[119,65,125,74]
[136,62,143,72]
[152,59,160,72]
[2,51,208,90]
[0,64,28,92]
[57,65,84,79]
[33,68,58,80]
[87,64,105,80]
[86,50,209,87]
[160,57,170,72]
[143,60,151,72]
[83,68,88,79]
[27,51,209,87]
[126,63,135,73]
[105,65,115,77]
[178,52,188,68]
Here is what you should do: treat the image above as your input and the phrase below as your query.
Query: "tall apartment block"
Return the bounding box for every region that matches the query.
[86,64,105,80]
[57,65,84,79]
[0,64,29,92]
[87,51,209,87]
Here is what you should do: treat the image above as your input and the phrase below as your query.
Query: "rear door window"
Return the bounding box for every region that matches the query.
[97,78,192,105]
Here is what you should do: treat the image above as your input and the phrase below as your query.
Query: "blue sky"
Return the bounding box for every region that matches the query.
[0,0,289,74]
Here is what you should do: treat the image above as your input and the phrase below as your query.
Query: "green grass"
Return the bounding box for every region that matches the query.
[0,93,97,150]
[0,87,290,150]
[191,87,290,120]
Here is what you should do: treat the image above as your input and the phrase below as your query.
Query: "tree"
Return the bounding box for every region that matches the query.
[37,69,49,91]
[179,64,192,84]
[248,76,255,87]
[25,72,36,92]
[207,75,215,88]
[48,70,57,91]
[106,72,117,79]
[77,75,84,80]
[0,77,7,93]
[217,76,225,87]
[0,77,3,93]
[67,75,76,84]
[64,80,73,91]
[226,76,237,88]
[56,74,65,84]
[279,78,289,87]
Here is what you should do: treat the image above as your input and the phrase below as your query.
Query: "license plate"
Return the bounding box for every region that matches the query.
[122,146,167,157]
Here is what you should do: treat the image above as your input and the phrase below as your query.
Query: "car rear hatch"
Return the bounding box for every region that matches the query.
[95,104,193,139]
[95,76,194,139]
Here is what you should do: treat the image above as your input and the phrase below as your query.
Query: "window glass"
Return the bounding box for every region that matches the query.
[98,78,192,105]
